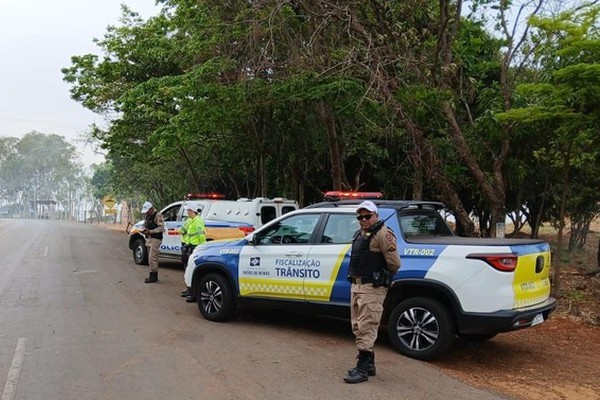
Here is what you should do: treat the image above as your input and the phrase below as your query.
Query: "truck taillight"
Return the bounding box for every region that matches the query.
[238,226,255,235]
[466,253,518,272]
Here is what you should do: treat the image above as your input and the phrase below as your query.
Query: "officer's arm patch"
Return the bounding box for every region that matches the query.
[385,229,396,243]
[387,244,397,252]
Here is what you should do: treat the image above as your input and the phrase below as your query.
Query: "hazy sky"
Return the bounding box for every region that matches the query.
[0,0,161,166]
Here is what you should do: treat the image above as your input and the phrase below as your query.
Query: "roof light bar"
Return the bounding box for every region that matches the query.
[323,191,383,201]
[185,193,226,200]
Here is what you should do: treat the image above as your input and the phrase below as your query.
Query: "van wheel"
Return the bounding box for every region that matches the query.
[197,273,235,322]
[387,297,455,360]
[133,238,148,265]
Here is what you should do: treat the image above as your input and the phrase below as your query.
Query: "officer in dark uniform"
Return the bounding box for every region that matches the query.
[141,201,164,283]
[344,200,401,384]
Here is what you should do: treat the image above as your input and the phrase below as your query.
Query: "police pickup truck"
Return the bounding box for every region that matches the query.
[128,199,255,265]
[183,197,556,360]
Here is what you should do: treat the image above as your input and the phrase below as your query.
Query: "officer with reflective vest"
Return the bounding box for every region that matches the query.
[344,200,401,384]
[180,203,206,302]
[141,201,164,283]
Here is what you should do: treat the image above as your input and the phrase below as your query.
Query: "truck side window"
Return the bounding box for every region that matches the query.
[162,205,181,222]
[321,214,358,244]
[257,214,320,245]
[400,213,452,238]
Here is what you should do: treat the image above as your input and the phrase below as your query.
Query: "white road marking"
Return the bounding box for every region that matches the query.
[44,246,48,257]
[1,338,26,400]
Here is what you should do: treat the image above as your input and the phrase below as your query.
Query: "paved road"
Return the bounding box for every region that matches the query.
[0,219,513,400]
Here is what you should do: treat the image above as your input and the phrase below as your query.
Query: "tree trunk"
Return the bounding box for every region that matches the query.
[317,101,345,191]
[553,147,572,297]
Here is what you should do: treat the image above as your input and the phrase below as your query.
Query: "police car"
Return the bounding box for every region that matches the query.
[184,194,556,360]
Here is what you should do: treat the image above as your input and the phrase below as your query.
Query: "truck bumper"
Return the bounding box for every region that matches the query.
[456,297,557,334]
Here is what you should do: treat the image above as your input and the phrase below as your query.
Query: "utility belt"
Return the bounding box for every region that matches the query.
[349,270,392,287]
[350,276,374,285]
[181,244,197,252]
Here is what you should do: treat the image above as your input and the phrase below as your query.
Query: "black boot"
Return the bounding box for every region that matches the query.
[144,271,158,283]
[343,350,371,383]
[347,351,376,376]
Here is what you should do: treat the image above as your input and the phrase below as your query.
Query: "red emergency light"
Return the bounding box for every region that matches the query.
[185,192,226,200]
[323,191,384,201]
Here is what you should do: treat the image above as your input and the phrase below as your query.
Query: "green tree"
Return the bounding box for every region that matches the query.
[497,4,600,291]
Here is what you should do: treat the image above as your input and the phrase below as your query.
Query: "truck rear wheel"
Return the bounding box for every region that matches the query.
[387,297,455,360]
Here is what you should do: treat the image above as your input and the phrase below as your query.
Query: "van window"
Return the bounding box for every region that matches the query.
[282,206,296,215]
[260,206,277,225]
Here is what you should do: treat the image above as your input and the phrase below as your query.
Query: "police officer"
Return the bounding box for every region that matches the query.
[180,204,206,302]
[179,207,193,296]
[141,201,164,283]
[344,200,401,384]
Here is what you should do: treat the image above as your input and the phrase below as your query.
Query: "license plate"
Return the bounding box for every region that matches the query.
[531,313,544,326]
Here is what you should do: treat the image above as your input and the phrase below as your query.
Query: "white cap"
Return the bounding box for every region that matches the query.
[184,201,202,214]
[356,200,378,214]
[141,201,153,213]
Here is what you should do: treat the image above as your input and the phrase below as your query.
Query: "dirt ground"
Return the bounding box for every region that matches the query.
[101,221,600,400]
[432,225,600,400]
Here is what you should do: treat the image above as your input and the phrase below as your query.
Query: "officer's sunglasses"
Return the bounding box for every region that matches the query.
[356,214,373,221]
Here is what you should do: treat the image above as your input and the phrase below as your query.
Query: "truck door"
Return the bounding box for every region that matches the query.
[305,213,358,305]
[160,203,183,257]
[238,213,321,300]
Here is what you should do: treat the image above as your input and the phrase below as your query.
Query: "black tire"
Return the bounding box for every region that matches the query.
[196,273,235,322]
[132,238,148,265]
[458,333,497,342]
[387,297,455,361]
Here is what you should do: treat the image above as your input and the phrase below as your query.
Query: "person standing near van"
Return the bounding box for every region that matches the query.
[141,201,164,283]
[344,200,400,383]
[181,204,206,301]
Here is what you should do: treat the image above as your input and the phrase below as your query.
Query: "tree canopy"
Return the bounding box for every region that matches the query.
[61,0,600,250]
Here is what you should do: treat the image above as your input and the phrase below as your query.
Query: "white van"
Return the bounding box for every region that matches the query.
[194,196,299,227]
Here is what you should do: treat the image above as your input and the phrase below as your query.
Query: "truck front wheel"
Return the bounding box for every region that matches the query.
[387,297,455,360]
[132,238,149,265]
[196,273,235,322]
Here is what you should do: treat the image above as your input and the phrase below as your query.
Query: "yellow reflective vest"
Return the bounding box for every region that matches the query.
[179,218,192,245]
[186,215,206,246]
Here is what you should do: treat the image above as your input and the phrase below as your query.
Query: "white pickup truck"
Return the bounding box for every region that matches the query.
[184,197,556,360]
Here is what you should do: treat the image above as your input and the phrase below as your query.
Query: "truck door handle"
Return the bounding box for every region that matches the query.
[285,252,303,257]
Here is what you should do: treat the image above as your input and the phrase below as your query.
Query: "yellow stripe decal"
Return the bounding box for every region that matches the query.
[305,244,351,302]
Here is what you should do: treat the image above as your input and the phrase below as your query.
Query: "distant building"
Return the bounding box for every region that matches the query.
[28,199,57,219]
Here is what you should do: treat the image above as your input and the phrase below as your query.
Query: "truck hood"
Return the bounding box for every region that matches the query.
[130,219,252,230]
[192,237,247,253]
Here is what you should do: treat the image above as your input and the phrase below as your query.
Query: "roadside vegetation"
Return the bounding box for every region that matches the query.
[1,1,599,297]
